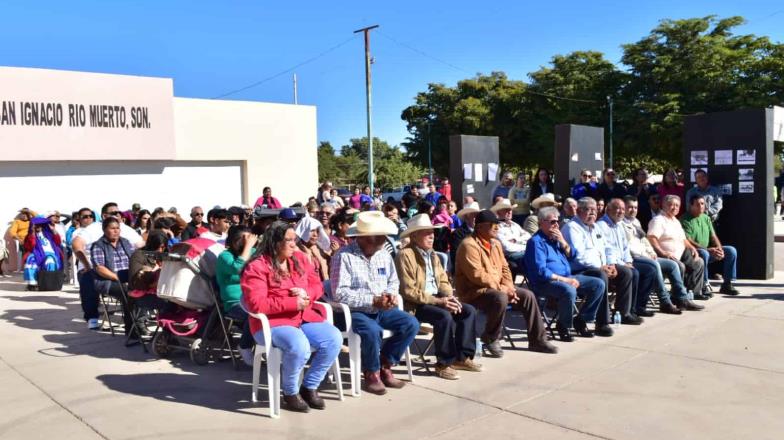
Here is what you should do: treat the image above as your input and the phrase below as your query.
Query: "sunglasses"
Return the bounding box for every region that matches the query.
[582,174,592,177]
[192,212,204,216]
[546,219,559,225]
[81,214,95,219]
[106,211,122,216]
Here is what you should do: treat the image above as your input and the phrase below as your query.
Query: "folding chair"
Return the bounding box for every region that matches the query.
[412,323,435,373]
[244,300,343,419]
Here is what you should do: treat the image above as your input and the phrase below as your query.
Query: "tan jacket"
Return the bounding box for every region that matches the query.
[395,245,452,311]
[454,234,514,302]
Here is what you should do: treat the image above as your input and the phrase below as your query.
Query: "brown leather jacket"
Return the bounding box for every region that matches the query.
[395,245,452,312]
[454,234,514,302]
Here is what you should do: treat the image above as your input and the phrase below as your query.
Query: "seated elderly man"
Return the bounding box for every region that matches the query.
[563,197,641,326]
[396,214,481,380]
[598,198,658,318]
[524,206,607,341]
[646,195,705,310]
[330,212,420,395]
[621,196,685,314]
[455,210,557,357]
[682,194,739,296]
[181,206,208,241]
[525,193,560,234]
[492,198,531,271]
[560,197,578,226]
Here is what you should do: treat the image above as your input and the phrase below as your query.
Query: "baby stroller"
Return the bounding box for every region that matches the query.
[152,238,237,366]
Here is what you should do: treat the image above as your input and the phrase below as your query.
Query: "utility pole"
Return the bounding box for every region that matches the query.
[607,95,614,168]
[354,24,379,193]
[293,74,298,105]
[427,121,433,183]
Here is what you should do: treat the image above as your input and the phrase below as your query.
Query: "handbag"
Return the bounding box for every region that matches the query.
[37,269,65,291]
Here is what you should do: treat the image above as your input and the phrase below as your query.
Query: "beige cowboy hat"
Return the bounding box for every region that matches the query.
[346,211,398,237]
[457,201,481,220]
[531,193,561,210]
[489,198,518,213]
[400,213,443,239]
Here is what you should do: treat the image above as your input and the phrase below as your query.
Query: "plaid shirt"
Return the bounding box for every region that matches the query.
[329,241,399,313]
[92,238,133,272]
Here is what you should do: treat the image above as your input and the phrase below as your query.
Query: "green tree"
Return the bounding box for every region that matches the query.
[317,141,340,183]
[340,137,424,188]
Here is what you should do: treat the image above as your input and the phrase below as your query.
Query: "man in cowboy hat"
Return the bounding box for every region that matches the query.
[491,198,531,271]
[396,214,481,380]
[525,193,561,234]
[330,211,420,395]
[449,202,480,274]
[454,210,558,357]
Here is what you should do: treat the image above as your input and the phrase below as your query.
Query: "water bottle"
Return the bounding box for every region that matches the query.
[474,338,482,358]
[613,311,622,329]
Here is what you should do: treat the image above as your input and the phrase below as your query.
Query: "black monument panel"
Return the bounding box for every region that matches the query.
[449,135,499,209]
[683,108,774,279]
[554,124,605,197]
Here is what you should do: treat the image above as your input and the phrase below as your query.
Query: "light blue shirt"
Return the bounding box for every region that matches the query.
[562,216,606,272]
[597,215,633,265]
[417,247,439,296]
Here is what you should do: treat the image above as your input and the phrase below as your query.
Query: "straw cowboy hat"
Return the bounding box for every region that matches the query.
[531,193,561,210]
[346,211,398,237]
[400,213,443,239]
[456,201,481,220]
[489,198,518,213]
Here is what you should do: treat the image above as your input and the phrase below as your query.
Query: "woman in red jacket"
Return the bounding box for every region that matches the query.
[241,221,341,413]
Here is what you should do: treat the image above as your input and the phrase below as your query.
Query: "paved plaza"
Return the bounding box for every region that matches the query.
[1,244,782,440]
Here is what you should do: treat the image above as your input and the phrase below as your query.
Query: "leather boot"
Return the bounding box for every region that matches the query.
[674,299,705,311]
[380,359,406,389]
[299,386,325,410]
[362,371,387,395]
[282,394,310,413]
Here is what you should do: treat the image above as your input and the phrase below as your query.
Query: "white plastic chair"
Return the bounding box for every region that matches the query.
[243,300,344,419]
[333,293,414,397]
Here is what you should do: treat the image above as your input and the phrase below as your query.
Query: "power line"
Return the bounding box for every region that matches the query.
[377,30,599,104]
[212,35,359,99]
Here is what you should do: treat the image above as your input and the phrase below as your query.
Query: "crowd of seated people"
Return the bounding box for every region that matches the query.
[4,167,742,414]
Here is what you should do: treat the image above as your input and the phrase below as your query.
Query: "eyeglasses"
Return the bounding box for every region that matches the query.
[191,212,204,217]
[106,211,121,216]
[546,219,559,225]
[81,214,95,219]
[582,174,592,178]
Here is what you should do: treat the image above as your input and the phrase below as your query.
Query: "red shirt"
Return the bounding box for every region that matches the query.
[253,196,282,209]
[240,251,326,334]
[440,183,452,201]
[658,183,685,216]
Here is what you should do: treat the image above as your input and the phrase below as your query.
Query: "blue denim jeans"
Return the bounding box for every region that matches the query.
[534,274,605,329]
[656,257,689,301]
[696,246,737,283]
[259,322,342,395]
[631,257,659,312]
[351,308,419,373]
[78,269,98,321]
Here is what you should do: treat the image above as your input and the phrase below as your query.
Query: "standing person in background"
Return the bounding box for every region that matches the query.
[597,168,628,203]
[684,170,723,223]
[508,172,531,227]
[658,169,685,217]
[254,186,282,209]
[571,169,599,200]
[447,200,462,229]
[440,178,452,201]
[528,168,554,205]
[425,183,441,205]
[7,208,34,271]
[330,189,345,208]
[628,168,656,232]
[349,187,362,209]
[596,199,606,218]
[372,187,384,209]
[492,172,515,200]
[401,186,421,217]
[317,181,333,205]
[134,210,152,238]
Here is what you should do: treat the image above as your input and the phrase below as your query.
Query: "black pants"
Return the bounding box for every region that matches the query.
[468,287,546,346]
[579,265,637,322]
[415,303,477,365]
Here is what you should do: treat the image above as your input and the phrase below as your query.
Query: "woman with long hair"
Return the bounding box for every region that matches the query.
[241,221,341,412]
[22,217,64,290]
[528,168,554,204]
[328,209,353,253]
[216,225,258,366]
[134,210,152,236]
[658,169,685,216]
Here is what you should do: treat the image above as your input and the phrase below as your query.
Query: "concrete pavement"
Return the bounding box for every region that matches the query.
[1,263,783,440]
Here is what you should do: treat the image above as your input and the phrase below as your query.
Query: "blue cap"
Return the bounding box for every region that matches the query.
[278,208,298,221]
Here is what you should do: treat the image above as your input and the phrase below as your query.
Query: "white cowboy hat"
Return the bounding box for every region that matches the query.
[456,202,481,220]
[400,213,443,239]
[346,211,398,237]
[489,198,518,213]
[531,193,561,210]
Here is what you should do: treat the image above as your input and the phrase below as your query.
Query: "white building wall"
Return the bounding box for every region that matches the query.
[172,97,318,207]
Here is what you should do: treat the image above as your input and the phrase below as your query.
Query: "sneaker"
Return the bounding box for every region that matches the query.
[434,364,461,380]
[452,358,483,372]
[239,347,254,367]
[87,318,100,330]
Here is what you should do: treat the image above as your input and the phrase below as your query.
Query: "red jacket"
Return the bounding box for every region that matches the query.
[240,251,326,334]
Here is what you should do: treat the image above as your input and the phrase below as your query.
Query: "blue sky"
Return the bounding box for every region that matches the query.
[2,1,782,151]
